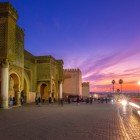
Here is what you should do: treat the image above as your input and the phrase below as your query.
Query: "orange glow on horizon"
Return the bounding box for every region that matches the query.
[90,82,140,93]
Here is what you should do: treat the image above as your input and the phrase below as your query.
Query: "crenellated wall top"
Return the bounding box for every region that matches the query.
[82,82,89,87]
[64,68,81,72]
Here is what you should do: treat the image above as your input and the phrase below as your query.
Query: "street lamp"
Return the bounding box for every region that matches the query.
[112,80,115,93]
[119,79,123,94]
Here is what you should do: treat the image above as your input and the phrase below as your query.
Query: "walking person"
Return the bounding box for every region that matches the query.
[105,97,108,103]
[90,97,93,104]
[9,96,13,107]
[86,98,89,104]
[60,98,63,106]
[35,96,38,105]
[38,97,41,106]
[20,96,24,105]
[77,96,80,105]
[13,97,16,105]
[68,97,71,104]
[49,97,52,104]
[53,97,56,103]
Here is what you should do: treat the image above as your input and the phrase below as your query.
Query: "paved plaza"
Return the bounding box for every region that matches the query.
[0,102,140,140]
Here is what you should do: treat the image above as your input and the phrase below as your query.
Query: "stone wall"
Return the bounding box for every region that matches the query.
[0,2,18,60]
[82,82,90,98]
[0,2,64,105]
[13,26,24,68]
[24,50,36,91]
[63,69,82,96]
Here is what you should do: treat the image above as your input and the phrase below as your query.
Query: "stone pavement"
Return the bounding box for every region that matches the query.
[0,102,140,140]
[118,105,140,140]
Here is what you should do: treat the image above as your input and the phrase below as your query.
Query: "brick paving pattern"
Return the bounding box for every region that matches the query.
[0,103,139,140]
[118,105,140,140]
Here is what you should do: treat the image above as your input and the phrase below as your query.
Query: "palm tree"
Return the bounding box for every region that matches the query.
[119,79,123,94]
[112,80,115,93]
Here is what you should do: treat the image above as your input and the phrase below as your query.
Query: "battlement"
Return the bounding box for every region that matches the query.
[64,68,81,72]
[82,82,89,87]
[0,2,18,20]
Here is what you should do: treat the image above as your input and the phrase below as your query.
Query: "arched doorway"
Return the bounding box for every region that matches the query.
[40,83,49,100]
[9,73,20,105]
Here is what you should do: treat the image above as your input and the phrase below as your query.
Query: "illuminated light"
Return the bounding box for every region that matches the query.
[111,99,114,104]
[120,100,127,106]
[94,94,98,98]
[129,102,140,109]
[138,81,140,85]
[137,111,140,115]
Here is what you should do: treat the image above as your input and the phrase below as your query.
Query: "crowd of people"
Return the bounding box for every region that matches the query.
[8,92,112,108]
[34,95,113,107]
[65,96,112,105]
[9,94,26,107]
[35,96,64,106]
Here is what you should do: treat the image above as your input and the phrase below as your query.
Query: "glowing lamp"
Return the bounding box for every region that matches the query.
[120,100,127,106]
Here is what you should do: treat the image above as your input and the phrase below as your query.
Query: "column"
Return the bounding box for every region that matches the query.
[1,59,9,109]
[16,91,21,106]
[50,80,52,97]
[59,82,63,99]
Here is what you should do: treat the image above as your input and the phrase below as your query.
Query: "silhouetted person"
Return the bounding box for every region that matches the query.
[9,96,13,107]
[20,96,24,105]
[60,98,63,106]
[86,98,89,104]
[105,98,108,103]
[53,97,56,103]
[35,96,38,105]
[49,97,52,104]
[77,96,80,105]
[90,97,93,104]
[68,97,71,104]
[101,98,104,103]
[38,97,41,106]
[13,97,16,105]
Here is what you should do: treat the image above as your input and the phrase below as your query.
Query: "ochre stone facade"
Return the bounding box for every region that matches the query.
[63,69,82,97]
[82,82,90,98]
[0,2,63,108]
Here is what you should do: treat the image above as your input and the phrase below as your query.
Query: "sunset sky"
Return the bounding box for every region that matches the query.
[3,0,140,92]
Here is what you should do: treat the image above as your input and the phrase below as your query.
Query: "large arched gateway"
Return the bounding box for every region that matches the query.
[0,3,63,109]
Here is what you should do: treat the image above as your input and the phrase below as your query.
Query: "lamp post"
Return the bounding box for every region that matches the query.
[112,80,115,93]
[119,79,123,94]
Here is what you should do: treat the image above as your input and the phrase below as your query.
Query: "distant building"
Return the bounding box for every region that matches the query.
[63,69,82,97]
[82,82,90,98]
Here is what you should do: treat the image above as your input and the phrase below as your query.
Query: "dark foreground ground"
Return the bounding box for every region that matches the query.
[0,102,140,140]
